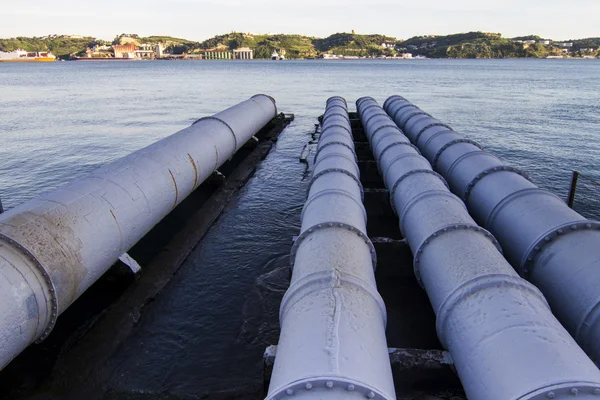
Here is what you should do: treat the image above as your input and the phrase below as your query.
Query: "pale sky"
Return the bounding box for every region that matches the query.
[0,0,598,41]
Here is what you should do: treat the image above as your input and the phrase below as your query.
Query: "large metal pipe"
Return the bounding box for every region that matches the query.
[359,97,600,400]
[0,95,277,370]
[267,98,395,400]
[384,95,600,365]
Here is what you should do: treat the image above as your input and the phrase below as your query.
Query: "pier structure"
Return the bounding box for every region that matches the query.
[203,49,233,59]
[233,47,254,59]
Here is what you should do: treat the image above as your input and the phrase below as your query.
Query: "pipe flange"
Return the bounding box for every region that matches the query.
[463,165,531,202]
[389,169,448,214]
[381,153,425,188]
[356,97,376,109]
[321,123,352,135]
[358,103,383,117]
[251,94,278,118]
[400,111,430,129]
[370,124,402,144]
[390,103,417,123]
[307,168,364,201]
[324,103,348,113]
[377,142,421,163]
[422,129,455,150]
[520,220,600,279]
[192,116,238,150]
[322,112,350,124]
[290,222,377,272]
[383,95,407,111]
[414,122,454,145]
[431,138,481,169]
[300,189,367,224]
[363,111,389,130]
[327,96,348,106]
[314,142,357,162]
[413,224,503,287]
[0,233,59,342]
[267,376,391,400]
[435,274,547,348]
[484,188,563,228]
[523,382,600,399]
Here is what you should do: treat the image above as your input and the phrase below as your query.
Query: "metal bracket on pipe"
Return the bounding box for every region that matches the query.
[0,233,59,343]
[463,165,531,202]
[242,135,259,150]
[289,221,377,272]
[431,139,483,169]
[520,220,600,279]
[414,123,454,145]
[118,253,142,275]
[307,168,364,201]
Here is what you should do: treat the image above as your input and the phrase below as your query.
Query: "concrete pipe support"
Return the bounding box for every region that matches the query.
[384,95,600,365]
[0,95,277,370]
[267,97,396,399]
[359,97,600,400]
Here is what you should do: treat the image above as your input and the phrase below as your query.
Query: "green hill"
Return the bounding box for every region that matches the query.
[0,35,101,58]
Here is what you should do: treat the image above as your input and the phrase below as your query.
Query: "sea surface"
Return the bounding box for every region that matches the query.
[1,59,600,398]
[1,59,599,215]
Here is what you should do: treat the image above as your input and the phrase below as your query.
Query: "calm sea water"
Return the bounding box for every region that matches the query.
[1,59,600,398]
[1,59,599,216]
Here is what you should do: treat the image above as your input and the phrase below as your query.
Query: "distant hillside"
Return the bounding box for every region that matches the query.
[1,31,598,59]
[398,32,568,58]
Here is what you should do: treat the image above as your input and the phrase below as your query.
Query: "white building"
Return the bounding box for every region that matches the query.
[233,47,253,60]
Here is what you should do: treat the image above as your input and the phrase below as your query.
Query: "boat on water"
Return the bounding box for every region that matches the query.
[0,49,56,62]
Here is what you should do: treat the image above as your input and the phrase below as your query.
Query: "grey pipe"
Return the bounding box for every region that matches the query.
[0,95,277,370]
[384,95,600,365]
[267,97,395,399]
[359,97,600,400]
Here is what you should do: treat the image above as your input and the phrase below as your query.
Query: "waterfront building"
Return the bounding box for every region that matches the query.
[113,44,136,58]
[233,47,253,60]
[203,49,232,59]
[134,44,155,59]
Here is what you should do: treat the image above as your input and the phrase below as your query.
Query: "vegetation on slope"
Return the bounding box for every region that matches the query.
[0,36,103,58]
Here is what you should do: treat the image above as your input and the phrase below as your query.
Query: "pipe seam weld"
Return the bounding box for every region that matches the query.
[389,170,449,215]
[314,142,357,162]
[363,112,390,131]
[356,96,376,107]
[381,153,425,184]
[321,124,352,135]
[289,222,377,271]
[370,125,404,147]
[192,116,238,151]
[327,96,347,106]
[300,189,367,226]
[307,168,364,201]
[413,225,503,287]
[414,123,454,145]
[383,95,407,110]
[397,190,465,230]
[376,142,421,165]
[0,233,58,342]
[434,273,549,348]
[516,381,600,400]
[266,376,391,400]
[323,103,348,113]
[445,150,501,180]
[520,220,600,279]
[322,112,350,124]
[431,138,484,169]
[390,103,416,122]
[251,93,278,118]
[463,165,531,202]
[400,111,431,129]
[421,129,456,151]
[485,187,565,229]
[358,103,382,118]
[313,152,359,175]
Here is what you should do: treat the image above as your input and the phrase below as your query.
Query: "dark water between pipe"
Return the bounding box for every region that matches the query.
[1,59,599,397]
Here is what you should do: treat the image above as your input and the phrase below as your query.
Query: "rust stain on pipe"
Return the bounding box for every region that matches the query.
[188,153,198,188]
[168,169,179,208]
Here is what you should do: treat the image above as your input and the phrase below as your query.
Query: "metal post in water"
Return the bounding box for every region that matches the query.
[568,170,580,208]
